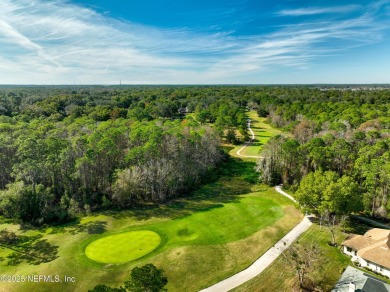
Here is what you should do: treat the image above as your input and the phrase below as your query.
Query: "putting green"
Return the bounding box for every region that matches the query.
[85,230,161,264]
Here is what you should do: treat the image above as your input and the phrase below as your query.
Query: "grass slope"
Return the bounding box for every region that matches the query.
[233,224,351,292]
[142,195,283,247]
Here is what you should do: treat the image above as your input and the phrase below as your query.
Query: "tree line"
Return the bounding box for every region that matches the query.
[1,85,390,225]
[0,98,223,225]
[256,88,390,223]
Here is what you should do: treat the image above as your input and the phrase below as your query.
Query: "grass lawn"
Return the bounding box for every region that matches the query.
[230,111,282,159]
[233,224,351,292]
[85,230,161,264]
[0,158,302,292]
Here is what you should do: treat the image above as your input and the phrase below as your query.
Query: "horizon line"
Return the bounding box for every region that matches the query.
[0,83,390,86]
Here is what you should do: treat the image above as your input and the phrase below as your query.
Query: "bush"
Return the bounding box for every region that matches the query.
[90,264,167,292]
[125,264,168,292]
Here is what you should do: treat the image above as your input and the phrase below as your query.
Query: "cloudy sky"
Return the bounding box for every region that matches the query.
[1,0,390,84]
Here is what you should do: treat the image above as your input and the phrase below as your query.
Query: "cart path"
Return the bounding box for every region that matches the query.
[200,187,311,292]
[236,120,263,159]
[275,185,297,203]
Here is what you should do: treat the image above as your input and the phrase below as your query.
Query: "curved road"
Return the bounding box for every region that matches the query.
[200,187,312,292]
[236,119,263,159]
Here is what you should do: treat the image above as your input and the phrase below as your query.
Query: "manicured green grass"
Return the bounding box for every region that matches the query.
[141,195,283,247]
[230,111,282,158]
[0,158,302,292]
[0,189,300,292]
[86,194,284,264]
[85,230,161,264]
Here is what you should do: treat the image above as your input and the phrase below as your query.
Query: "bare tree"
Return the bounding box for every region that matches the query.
[293,119,316,144]
[282,241,322,291]
[319,211,339,246]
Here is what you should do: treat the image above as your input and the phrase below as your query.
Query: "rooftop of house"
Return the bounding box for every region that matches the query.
[342,228,390,269]
[332,266,390,292]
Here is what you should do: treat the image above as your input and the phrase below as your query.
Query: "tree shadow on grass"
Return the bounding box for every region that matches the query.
[68,220,107,235]
[104,200,226,222]
[106,157,258,221]
[248,126,263,144]
[44,220,108,235]
[344,217,373,235]
[0,229,58,266]
[309,216,372,236]
[16,158,259,234]
[20,218,109,236]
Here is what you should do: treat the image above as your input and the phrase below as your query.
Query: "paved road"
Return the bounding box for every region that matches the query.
[200,187,311,292]
[248,120,255,140]
[236,119,263,159]
[275,185,297,203]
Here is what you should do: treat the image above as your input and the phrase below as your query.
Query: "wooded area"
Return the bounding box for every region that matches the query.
[0,85,389,225]
[254,86,390,222]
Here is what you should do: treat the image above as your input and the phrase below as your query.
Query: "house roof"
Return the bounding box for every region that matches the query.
[362,277,389,292]
[361,243,390,270]
[332,266,390,292]
[367,228,390,240]
[343,229,390,250]
[342,228,390,269]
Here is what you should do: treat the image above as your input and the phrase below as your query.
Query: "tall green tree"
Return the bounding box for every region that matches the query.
[296,171,362,244]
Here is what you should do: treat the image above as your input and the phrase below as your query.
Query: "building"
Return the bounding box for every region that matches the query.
[342,228,390,278]
[332,266,390,292]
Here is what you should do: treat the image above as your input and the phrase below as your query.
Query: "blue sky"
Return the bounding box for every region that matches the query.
[0,0,389,84]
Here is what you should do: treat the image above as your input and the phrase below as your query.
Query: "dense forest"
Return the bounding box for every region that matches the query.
[0,85,389,225]
[254,86,390,221]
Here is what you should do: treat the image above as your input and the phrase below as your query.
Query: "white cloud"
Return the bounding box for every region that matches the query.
[0,0,388,84]
[277,5,361,16]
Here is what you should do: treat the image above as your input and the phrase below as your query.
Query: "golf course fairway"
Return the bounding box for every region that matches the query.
[85,230,161,264]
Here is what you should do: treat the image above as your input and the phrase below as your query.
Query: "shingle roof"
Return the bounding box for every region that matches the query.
[342,228,390,269]
[332,266,390,292]
[360,244,390,270]
[362,277,389,292]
